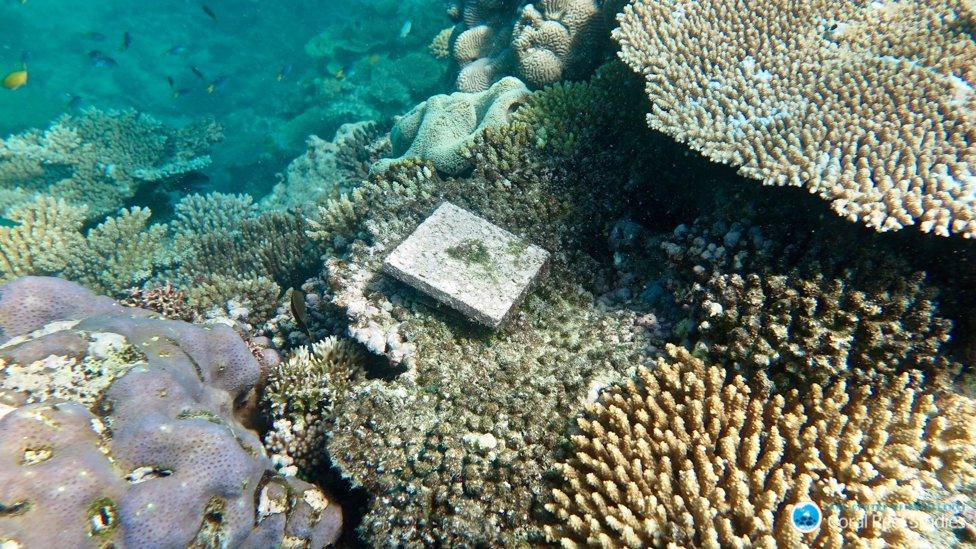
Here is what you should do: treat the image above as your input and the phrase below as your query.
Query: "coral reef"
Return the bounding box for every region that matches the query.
[371,77,531,175]
[284,70,666,543]
[0,276,341,548]
[614,0,976,237]
[0,109,221,219]
[120,282,196,322]
[545,344,976,548]
[263,121,390,211]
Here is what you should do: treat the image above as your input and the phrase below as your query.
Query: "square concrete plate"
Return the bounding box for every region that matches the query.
[382,202,550,328]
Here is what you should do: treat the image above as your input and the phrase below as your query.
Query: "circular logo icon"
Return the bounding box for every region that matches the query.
[790,501,822,533]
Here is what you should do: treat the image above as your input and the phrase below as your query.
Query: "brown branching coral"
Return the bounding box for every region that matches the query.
[614,0,976,237]
[0,196,86,281]
[660,212,961,388]
[120,282,196,321]
[262,336,366,477]
[545,345,976,548]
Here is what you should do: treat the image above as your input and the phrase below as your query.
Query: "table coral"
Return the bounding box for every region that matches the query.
[614,0,976,237]
[0,109,221,219]
[0,276,341,548]
[545,344,976,548]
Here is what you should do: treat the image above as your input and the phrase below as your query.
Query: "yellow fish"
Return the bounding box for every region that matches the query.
[3,68,27,90]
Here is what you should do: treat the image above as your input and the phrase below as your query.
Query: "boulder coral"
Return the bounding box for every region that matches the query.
[450,0,619,91]
[0,276,342,548]
[614,0,976,237]
[371,76,531,176]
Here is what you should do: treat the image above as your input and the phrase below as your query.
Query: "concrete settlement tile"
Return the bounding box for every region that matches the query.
[382,202,550,328]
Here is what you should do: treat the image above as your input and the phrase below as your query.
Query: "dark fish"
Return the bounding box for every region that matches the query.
[206,74,228,93]
[202,5,217,21]
[172,171,210,192]
[276,64,292,81]
[166,45,186,55]
[190,65,206,80]
[166,75,175,88]
[84,31,107,41]
[66,94,84,110]
[289,288,312,338]
[121,31,131,52]
[88,50,117,68]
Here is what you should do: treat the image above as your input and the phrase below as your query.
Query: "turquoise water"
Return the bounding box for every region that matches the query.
[0,0,450,195]
[1,0,975,547]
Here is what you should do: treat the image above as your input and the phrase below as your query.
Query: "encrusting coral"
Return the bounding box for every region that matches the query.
[0,108,221,219]
[0,276,342,548]
[545,344,976,548]
[614,0,976,237]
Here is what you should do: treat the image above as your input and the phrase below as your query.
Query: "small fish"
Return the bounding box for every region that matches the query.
[190,65,206,80]
[84,31,107,41]
[121,31,131,52]
[202,5,217,21]
[101,163,116,178]
[166,45,186,55]
[276,64,292,81]
[206,74,228,93]
[66,94,84,109]
[289,288,312,339]
[166,75,175,88]
[2,67,27,90]
[88,50,117,67]
[399,20,412,38]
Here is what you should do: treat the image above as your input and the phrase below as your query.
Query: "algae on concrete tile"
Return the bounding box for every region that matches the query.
[382,202,550,328]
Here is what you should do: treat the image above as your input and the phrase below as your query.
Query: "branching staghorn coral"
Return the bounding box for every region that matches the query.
[614,0,976,237]
[0,109,221,218]
[545,344,976,548]
[0,198,166,294]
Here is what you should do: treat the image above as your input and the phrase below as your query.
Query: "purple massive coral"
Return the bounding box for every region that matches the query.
[0,277,341,548]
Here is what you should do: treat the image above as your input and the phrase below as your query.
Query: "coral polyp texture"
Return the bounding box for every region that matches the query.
[0,277,341,548]
[614,0,976,237]
[545,345,976,548]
